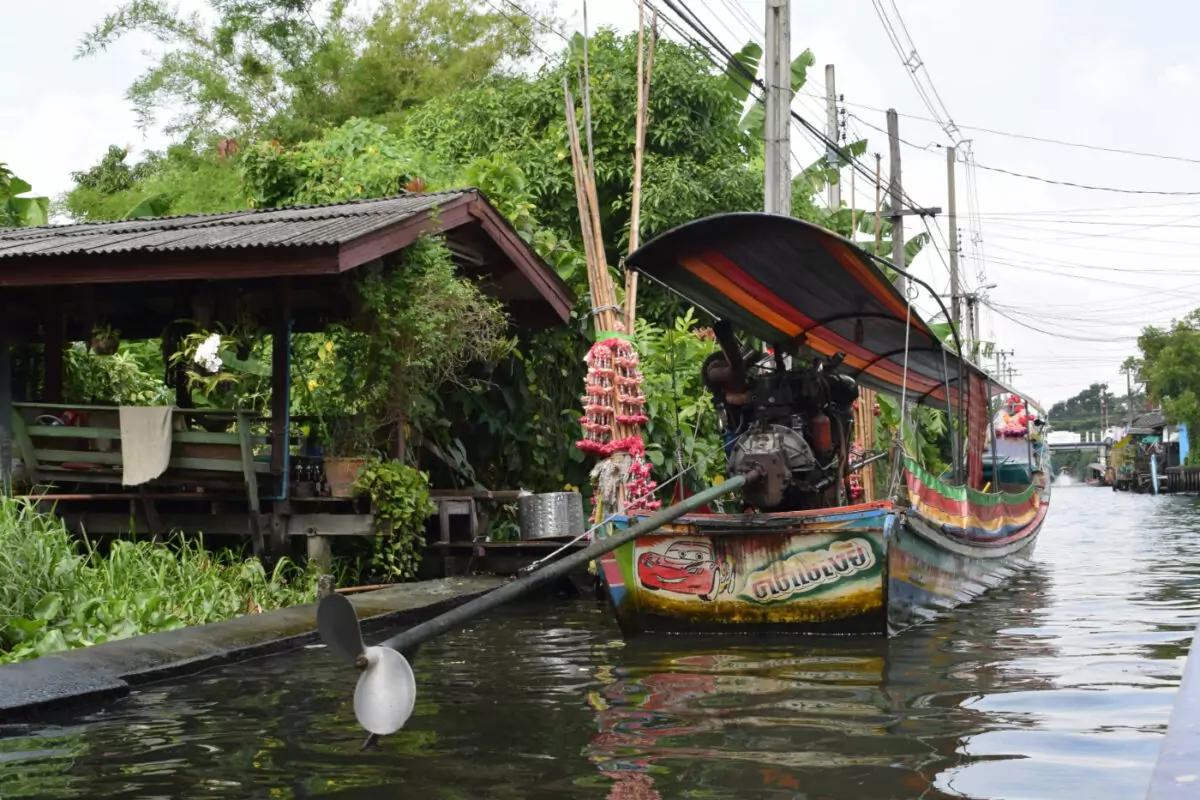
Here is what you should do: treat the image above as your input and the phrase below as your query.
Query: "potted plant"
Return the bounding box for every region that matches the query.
[90,324,120,356]
[322,415,378,498]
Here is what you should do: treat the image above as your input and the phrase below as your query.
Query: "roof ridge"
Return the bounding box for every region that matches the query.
[0,189,476,236]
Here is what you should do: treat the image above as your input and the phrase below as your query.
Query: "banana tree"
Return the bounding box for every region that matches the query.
[0,164,49,227]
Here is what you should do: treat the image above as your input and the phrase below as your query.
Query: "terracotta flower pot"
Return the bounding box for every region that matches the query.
[325,456,367,498]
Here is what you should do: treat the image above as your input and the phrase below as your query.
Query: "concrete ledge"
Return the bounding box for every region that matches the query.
[0,576,505,721]
[1148,619,1200,799]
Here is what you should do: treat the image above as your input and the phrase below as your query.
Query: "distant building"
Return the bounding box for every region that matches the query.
[1046,430,1081,445]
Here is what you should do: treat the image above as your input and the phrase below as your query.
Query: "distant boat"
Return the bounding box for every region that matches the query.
[597,213,1050,636]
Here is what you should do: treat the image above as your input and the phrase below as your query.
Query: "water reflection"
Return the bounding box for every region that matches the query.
[1,489,1198,799]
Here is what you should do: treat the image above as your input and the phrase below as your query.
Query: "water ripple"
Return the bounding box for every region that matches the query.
[0,487,1196,798]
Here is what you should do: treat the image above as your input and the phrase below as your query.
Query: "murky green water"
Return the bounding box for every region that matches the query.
[3,487,1199,799]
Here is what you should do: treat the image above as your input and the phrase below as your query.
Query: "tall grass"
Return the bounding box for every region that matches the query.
[0,497,319,663]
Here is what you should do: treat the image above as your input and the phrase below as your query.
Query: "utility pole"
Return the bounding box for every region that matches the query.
[1100,385,1108,431]
[946,146,960,333]
[1122,362,1135,429]
[887,108,905,293]
[825,64,840,210]
[886,110,941,294]
[873,154,882,256]
[764,0,791,215]
[996,349,1014,382]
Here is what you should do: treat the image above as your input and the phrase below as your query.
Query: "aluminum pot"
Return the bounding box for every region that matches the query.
[518,491,585,540]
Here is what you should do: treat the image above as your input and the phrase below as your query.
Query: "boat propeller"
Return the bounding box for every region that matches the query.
[313,472,753,740]
[316,592,417,737]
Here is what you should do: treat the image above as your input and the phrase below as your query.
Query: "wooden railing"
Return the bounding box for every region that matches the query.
[10,403,300,495]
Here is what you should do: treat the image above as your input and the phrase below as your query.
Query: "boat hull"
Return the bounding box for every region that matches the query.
[597,498,1048,638]
[598,503,891,636]
[887,504,1044,635]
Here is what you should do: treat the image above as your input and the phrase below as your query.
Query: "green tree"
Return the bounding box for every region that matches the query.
[0,164,49,227]
[1138,310,1200,435]
[63,144,248,221]
[78,0,550,144]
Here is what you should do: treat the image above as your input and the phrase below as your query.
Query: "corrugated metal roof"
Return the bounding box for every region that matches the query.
[0,191,471,258]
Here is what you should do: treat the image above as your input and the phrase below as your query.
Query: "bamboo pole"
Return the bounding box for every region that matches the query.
[624,7,657,335]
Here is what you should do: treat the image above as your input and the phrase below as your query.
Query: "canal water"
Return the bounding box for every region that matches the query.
[2,486,1199,799]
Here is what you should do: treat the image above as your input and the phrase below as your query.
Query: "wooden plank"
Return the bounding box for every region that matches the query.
[33,449,271,473]
[271,280,292,474]
[288,514,375,537]
[10,414,41,486]
[60,512,253,536]
[14,402,260,417]
[18,492,225,501]
[237,409,265,558]
[427,540,586,550]
[24,425,294,450]
[44,312,63,403]
[0,336,10,497]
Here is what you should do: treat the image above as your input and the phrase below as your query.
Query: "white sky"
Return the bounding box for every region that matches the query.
[4,0,1199,409]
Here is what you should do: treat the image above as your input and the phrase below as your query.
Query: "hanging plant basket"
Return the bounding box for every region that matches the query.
[91,334,119,356]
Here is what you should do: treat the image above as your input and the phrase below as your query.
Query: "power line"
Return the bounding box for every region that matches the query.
[971,161,1200,196]
[813,94,1200,165]
[852,110,1200,196]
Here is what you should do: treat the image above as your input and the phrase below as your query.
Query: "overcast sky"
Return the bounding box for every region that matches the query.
[4,0,1199,410]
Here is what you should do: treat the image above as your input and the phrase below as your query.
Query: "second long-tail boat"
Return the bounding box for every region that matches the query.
[595,213,1050,637]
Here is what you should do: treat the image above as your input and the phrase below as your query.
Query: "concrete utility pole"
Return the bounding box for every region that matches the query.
[886,110,941,294]
[887,108,905,293]
[1122,362,1135,428]
[764,0,791,215]
[825,64,840,210]
[946,146,960,333]
[1100,385,1108,431]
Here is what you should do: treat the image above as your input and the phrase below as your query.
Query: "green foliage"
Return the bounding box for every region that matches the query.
[167,323,272,412]
[875,394,950,478]
[0,498,318,663]
[1138,310,1200,435]
[241,117,452,207]
[352,460,436,580]
[634,310,723,491]
[1048,380,1142,433]
[399,29,766,260]
[289,236,512,459]
[0,163,49,227]
[356,234,512,430]
[64,341,168,405]
[78,0,548,144]
[63,144,248,222]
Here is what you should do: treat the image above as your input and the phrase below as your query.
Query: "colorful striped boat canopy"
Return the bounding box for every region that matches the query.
[627,212,1039,411]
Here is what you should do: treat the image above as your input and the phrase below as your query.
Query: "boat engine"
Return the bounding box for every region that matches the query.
[703,322,859,512]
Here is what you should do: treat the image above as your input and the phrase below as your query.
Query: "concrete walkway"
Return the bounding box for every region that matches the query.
[0,576,504,720]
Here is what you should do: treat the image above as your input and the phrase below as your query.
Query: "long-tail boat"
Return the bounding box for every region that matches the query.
[595,213,1051,637]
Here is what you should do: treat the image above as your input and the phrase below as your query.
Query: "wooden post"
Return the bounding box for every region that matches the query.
[306,531,333,572]
[238,409,266,558]
[271,280,292,477]
[44,312,63,404]
[0,334,11,498]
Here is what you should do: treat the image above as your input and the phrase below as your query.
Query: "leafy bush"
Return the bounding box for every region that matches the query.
[352,460,437,580]
[63,341,169,405]
[634,310,723,493]
[0,498,319,664]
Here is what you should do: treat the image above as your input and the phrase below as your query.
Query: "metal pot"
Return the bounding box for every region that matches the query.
[517,491,585,540]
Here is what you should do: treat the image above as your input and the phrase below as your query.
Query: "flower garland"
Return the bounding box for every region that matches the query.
[576,337,658,512]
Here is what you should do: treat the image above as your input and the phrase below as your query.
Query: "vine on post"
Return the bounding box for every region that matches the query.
[352,460,437,580]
